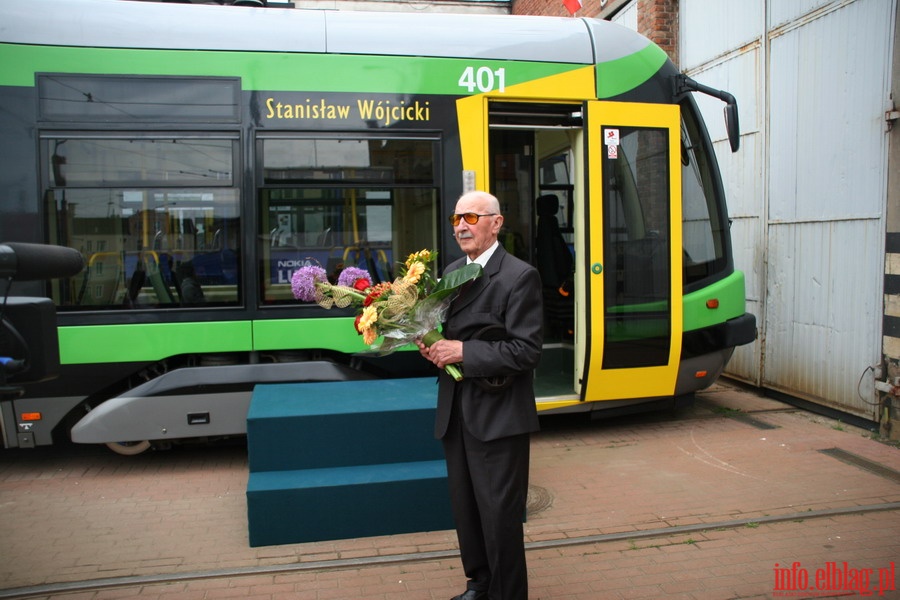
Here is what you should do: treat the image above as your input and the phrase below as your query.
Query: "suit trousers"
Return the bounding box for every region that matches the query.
[442,394,531,600]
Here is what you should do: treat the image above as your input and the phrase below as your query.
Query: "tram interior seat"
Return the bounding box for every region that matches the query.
[341,245,393,284]
[535,194,574,339]
[115,251,177,307]
[172,261,207,305]
[142,252,178,305]
[124,257,146,307]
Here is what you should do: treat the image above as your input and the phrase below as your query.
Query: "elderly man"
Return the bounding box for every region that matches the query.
[417,190,543,600]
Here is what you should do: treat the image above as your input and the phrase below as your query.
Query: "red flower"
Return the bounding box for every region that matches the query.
[353,278,371,291]
[363,282,391,306]
[353,313,363,334]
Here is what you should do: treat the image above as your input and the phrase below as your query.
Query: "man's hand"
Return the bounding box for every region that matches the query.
[415,338,464,369]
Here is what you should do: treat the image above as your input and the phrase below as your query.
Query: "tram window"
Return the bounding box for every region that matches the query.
[602,126,671,369]
[680,104,727,286]
[258,137,439,305]
[538,152,574,232]
[38,75,240,123]
[48,138,234,187]
[43,135,241,310]
[261,138,435,184]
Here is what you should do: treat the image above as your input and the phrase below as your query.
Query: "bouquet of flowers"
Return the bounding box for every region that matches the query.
[291,249,482,381]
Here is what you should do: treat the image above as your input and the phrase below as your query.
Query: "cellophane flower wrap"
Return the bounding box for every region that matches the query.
[290,250,482,381]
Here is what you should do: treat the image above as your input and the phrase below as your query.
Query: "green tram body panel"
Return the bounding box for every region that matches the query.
[57,319,369,365]
[0,43,585,95]
[683,271,747,332]
[595,43,669,100]
[1,42,669,101]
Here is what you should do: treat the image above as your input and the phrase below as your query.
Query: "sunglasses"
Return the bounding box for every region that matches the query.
[449,212,497,226]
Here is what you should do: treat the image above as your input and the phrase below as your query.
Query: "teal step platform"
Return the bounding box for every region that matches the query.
[247,460,451,547]
[246,378,444,472]
[245,377,453,547]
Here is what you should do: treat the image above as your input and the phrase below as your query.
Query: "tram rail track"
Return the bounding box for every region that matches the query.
[3,501,898,600]
[3,384,897,599]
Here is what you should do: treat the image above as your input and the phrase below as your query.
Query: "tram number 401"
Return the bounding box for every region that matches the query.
[458,66,506,94]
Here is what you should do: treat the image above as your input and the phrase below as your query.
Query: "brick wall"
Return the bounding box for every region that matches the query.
[511,0,570,18]
[637,0,677,64]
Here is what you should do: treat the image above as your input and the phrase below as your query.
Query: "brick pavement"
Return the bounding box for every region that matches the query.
[0,381,898,599]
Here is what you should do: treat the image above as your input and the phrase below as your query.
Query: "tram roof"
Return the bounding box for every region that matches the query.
[0,0,656,66]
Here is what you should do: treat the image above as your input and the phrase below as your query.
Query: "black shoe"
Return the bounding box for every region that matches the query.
[450,590,487,600]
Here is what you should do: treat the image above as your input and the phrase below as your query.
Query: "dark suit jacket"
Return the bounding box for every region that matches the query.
[434,245,543,441]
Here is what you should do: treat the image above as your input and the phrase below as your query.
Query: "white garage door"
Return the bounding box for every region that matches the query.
[682,0,894,418]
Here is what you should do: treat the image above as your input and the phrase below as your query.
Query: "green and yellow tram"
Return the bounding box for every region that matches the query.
[0,0,755,453]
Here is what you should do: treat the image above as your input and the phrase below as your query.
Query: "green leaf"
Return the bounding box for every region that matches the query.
[429,263,483,302]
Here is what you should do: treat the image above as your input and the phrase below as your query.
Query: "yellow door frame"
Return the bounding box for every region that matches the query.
[581,100,683,401]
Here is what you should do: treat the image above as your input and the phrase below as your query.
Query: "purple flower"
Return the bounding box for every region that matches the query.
[291,265,327,302]
[337,266,372,290]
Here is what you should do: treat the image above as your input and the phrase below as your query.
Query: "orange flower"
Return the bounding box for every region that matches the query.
[407,249,432,265]
[403,261,425,285]
[358,305,377,331]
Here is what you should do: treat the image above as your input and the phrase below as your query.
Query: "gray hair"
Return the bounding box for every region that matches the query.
[458,190,501,215]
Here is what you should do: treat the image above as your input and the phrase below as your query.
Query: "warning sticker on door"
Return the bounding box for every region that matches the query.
[604,128,619,146]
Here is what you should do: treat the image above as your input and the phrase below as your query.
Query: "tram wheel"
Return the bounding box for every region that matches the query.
[105,440,152,455]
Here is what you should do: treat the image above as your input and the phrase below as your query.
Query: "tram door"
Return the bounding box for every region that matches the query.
[580,101,683,402]
[475,100,682,405]
[486,102,583,403]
